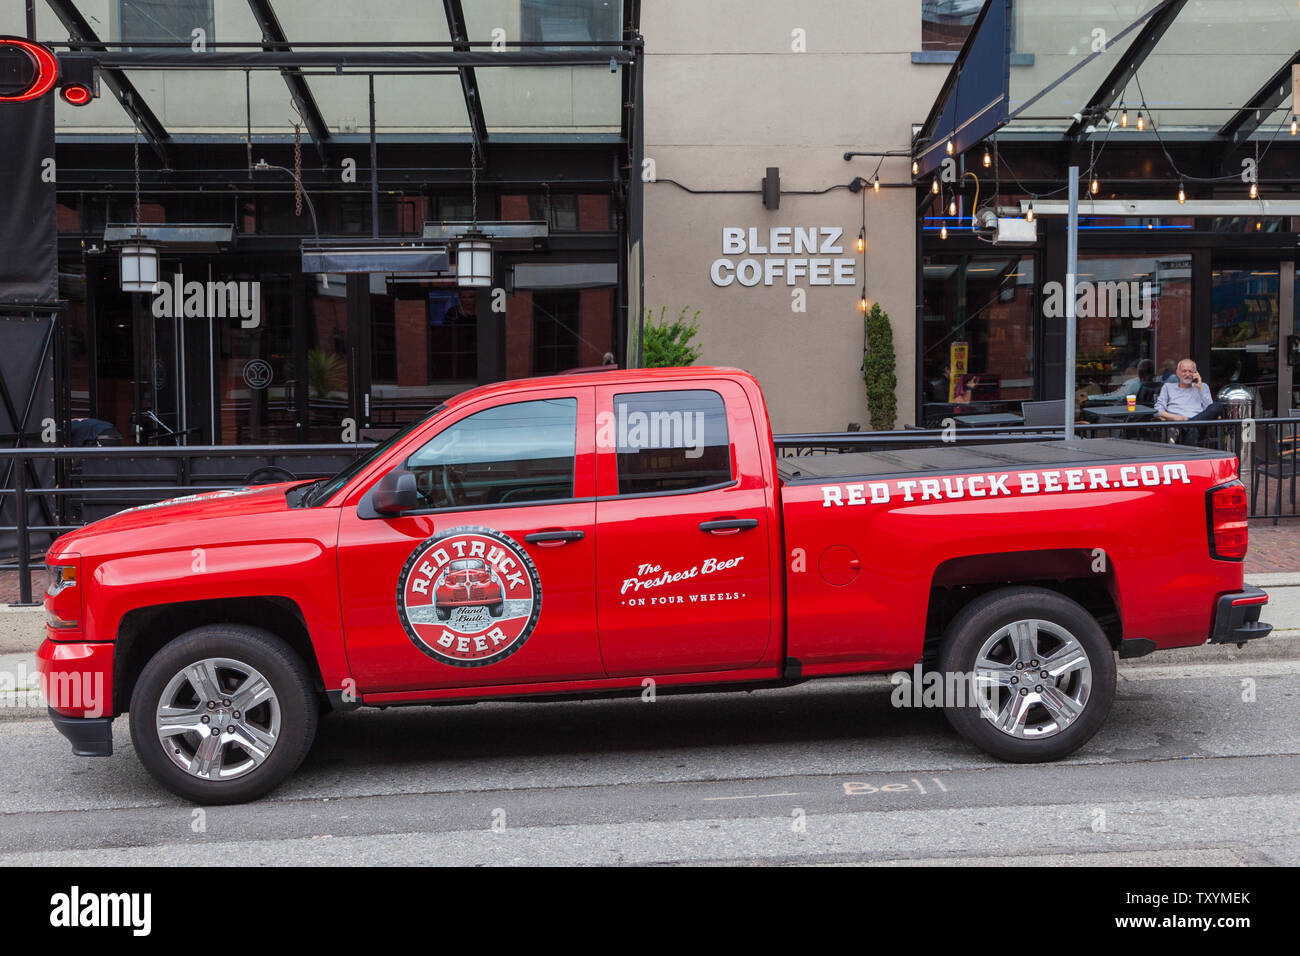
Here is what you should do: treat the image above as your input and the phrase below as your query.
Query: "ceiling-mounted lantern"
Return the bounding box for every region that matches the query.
[455,236,492,288]
[0,36,59,103]
[119,244,159,293]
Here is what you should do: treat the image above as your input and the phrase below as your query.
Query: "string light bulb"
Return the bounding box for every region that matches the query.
[873,174,880,192]
[940,223,948,239]
[1136,111,1145,131]
[982,146,991,168]
[856,227,865,253]
[1249,181,1258,199]
[948,197,957,217]
[1291,116,1297,136]
[932,177,939,195]
[859,290,868,312]
[946,139,954,155]
[912,159,919,176]
[1026,203,1034,223]
[1120,106,1128,128]
[1177,181,1185,204]
[1090,177,1099,195]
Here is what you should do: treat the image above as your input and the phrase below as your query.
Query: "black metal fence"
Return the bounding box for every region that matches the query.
[2,416,1295,606]
[0,443,375,605]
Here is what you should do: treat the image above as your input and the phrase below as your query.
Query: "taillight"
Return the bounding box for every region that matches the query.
[1207,482,1248,560]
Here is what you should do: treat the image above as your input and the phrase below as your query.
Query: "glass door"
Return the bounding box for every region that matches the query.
[1211,263,1281,418]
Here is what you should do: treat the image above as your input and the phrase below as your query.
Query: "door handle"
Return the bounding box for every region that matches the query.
[699,518,759,534]
[524,529,585,544]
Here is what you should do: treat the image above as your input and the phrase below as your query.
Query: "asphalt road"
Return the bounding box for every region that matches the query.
[1,646,1297,866]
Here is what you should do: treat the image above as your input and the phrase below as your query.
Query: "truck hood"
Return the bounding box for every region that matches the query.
[49,482,307,555]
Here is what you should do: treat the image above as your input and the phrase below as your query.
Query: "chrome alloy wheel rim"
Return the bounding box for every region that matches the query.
[971,619,1093,739]
[155,658,281,780]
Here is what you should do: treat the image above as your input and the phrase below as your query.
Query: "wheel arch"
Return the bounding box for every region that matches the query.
[922,549,1122,667]
[113,596,324,715]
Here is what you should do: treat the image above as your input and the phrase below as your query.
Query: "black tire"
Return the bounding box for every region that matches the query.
[938,586,1116,763]
[490,602,503,617]
[436,607,451,621]
[128,624,318,805]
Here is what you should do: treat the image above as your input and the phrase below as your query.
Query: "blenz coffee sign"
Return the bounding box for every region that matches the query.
[710,227,857,288]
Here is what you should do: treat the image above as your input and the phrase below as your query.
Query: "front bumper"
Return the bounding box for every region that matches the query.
[1208,585,1273,646]
[48,708,113,757]
[36,638,115,756]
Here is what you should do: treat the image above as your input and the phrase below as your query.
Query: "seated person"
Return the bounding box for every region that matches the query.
[1094,359,1155,403]
[1154,359,1223,421]
[1155,359,1224,443]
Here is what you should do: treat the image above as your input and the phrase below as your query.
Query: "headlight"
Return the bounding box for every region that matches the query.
[46,563,77,595]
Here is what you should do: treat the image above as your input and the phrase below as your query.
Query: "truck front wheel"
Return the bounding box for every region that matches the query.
[937,586,1116,763]
[128,624,318,805]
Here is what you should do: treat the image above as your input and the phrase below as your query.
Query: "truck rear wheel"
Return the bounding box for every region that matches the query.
[937,586,1115,763]
[128,624,318,805]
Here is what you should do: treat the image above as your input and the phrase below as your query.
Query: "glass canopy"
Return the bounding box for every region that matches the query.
[929,0,1299,143]
[2,0,628,138]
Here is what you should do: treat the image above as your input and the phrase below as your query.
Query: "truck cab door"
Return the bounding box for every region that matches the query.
[593,381,775,676]
[337,387,599,693]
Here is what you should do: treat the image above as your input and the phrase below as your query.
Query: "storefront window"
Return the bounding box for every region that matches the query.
[216,273,296,445]
[1211,266,1280,417]
[921,254,1036,427]
[304,275,350,443]
[1075,254,1191,415]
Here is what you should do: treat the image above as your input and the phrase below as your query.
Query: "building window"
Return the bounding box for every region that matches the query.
[521,0,621,46]
[119,0,215,47]
[1075,254,1192,417]
[922,0,982,52]
[921,254,1037,427]
[532,291,582,375]
[428,290,479,383]
[614,390,731,496]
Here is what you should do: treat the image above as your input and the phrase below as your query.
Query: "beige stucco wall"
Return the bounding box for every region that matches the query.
[640,0,948,432]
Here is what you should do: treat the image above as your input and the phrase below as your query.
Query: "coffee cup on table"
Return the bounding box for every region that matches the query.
[1126,394,1137,412]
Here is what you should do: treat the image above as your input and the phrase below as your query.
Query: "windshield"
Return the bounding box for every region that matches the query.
[303,406,445,506]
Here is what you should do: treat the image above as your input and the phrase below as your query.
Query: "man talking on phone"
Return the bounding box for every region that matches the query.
[1154,358,1225,445]
[1154,359,1224,422]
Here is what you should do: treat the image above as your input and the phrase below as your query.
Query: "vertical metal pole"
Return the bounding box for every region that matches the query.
[1064,165,1079,440]
[14,454,31,606]
[26,1,36,39]
[369,74,379,239]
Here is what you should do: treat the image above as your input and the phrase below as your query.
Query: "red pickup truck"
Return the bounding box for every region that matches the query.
[38,367,1272,803]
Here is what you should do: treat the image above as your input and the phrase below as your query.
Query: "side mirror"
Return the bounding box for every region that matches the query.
[371,469,419,515]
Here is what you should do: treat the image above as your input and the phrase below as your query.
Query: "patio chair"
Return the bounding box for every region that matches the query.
[1021,400,1064,428]
[1250,420,1300,525]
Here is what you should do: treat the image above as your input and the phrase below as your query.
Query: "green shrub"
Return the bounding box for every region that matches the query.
[642,307,703,368]
[863,302,898,430]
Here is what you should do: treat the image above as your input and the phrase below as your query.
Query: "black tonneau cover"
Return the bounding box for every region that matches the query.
[777,439,1231,483]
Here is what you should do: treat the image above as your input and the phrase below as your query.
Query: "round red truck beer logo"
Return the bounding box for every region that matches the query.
[397,526,541,667]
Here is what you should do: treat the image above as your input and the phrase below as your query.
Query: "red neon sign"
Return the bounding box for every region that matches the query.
[0,37,59,103]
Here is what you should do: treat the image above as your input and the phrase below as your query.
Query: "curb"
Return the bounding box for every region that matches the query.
[0,607,43,656]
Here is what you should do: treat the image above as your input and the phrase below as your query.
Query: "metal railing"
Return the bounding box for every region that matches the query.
[0,443,375,605]
[2,416,1295,606]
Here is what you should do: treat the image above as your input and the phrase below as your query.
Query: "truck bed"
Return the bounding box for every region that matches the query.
[776,438,1231,483]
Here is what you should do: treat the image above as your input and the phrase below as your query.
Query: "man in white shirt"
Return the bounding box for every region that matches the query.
[1154,359,1223,422]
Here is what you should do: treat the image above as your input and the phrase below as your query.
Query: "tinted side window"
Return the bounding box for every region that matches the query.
[407,398,577,508]
[614,390,731,495]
